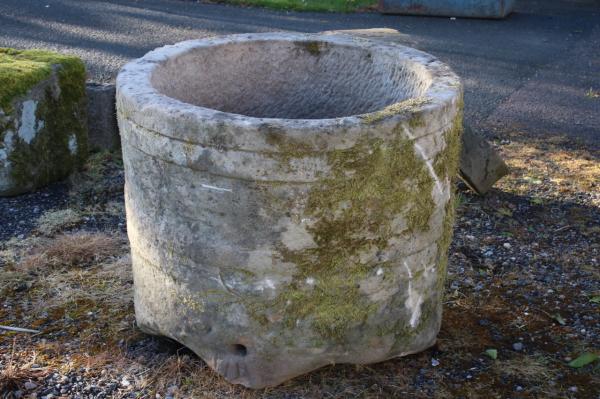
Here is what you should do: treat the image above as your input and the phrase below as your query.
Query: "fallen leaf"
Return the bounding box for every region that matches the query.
[552,314,566,325]
[523,176,543,185]
[568,353,598,368]
[530,197,544,205]
[497,208,513,217]
[484,349,498,360]
[590,296,600,304]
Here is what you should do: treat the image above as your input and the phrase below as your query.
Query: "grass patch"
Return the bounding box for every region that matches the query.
[0,339,50,393]
[35,208,82,236]
[497,133,600,206]
[19,232,123,270]
[69,150,124,208]
[493,354,558,381]
[221,0,376,12]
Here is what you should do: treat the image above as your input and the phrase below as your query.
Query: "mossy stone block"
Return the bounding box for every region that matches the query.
[0,48,88,196]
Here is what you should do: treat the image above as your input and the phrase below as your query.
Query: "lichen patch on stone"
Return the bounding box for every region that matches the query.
[17,100,41,144]
[68,134,78,154]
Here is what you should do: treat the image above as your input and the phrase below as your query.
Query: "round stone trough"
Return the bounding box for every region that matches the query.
[116,32,463,388]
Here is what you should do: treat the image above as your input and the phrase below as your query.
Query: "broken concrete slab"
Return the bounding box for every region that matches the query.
[86,82,119,151]
[459,124,510,194]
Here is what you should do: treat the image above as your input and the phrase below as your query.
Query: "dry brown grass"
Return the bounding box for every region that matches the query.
[19,231,123,270]
[0,338,49,393]
[28,253,133,313]
[35,208,82,236]
[492,354,558,382]
[498,133,600,205]
[1,232,132,348]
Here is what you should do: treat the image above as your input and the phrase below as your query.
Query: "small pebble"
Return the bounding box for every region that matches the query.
[512,342,524,351]
[431,358,440,367]
[24,381,37,390]
[503,243,511,249]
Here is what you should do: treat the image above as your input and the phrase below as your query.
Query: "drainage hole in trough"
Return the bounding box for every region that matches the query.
[229,344,248,357]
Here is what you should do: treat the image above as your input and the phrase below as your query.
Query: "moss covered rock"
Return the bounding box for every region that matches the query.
[0,48,87,196]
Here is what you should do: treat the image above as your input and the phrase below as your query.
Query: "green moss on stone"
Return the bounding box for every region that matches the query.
[263,125,313,156]
[297,41,323,56]
[362,98,431,124]
[1,48,87,194]
[433,101,463,182]
[0,48,84,113]
[433,105,463,294]
[263,126,437,341]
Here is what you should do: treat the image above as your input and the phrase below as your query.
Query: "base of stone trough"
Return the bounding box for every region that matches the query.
[323,29,510,194]
[0,49,88,197]
[378,0,516,18]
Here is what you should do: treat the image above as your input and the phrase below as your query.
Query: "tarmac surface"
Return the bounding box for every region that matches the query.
[0,0,599,145]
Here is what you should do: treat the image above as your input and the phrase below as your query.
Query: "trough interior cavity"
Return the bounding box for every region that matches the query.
[151,40,433,119]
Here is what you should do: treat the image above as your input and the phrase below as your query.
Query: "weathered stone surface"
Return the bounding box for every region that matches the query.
[0,48,87,196]
[86,82,119,151]
[459,124,509,195]
[323,29,510,194]
[116,33,463,388]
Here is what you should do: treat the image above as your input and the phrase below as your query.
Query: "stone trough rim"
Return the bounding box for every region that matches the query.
[116,32,462,151]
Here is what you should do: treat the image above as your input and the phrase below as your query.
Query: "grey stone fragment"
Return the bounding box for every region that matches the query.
[117,32,463,388]
[86,82,119,151]
[512,342,524,351]
[459,124,509,195]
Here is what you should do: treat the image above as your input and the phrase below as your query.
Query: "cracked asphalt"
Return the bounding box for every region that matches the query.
[0,0,599,145]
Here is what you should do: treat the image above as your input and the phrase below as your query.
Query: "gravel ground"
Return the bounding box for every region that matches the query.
[0,184,70,244]
[1,130,598,398]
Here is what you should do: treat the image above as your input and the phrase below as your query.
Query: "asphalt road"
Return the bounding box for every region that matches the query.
[1,0,599,145]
